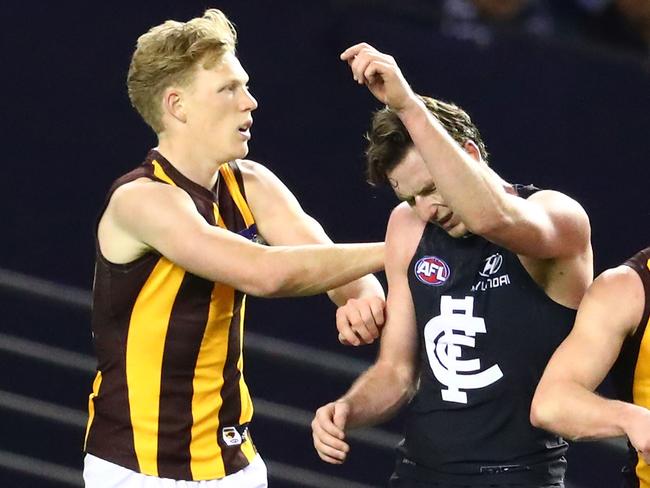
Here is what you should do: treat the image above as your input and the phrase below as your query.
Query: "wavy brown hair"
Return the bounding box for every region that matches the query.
[365,96,489,186]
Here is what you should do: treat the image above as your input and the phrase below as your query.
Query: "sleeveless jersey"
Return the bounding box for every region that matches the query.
[400,185,574,485]
[84,150,259,481]
[611,247,650,488]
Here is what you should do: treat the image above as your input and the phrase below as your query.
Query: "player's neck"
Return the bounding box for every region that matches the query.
[156,137,223,190]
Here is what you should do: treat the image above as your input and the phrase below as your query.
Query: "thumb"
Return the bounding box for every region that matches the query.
[333,401,350,431]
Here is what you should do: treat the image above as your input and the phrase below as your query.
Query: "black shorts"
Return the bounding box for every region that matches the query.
[389,476,564,488]
[389,454,565,488]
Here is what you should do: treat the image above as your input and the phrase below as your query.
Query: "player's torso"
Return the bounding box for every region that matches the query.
[86,150,259,481]
[403,224,574,476]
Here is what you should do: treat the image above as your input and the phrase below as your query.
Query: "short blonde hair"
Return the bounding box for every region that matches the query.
[127,9,237,133]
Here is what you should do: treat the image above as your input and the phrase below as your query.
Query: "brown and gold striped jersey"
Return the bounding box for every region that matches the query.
[85,149,258,480]
[612,246,650,488]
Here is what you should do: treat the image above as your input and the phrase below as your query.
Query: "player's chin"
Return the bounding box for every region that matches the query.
[235,143,250,159]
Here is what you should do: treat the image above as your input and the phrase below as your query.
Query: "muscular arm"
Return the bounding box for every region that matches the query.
[241,160,386,342]
[531,266,646,441]
[98,178,383,298]
[399,103,590,260]
[311,203,422,463]
[341,43,591,261]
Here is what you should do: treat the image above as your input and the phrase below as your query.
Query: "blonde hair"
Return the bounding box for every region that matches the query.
[127,9,237,133]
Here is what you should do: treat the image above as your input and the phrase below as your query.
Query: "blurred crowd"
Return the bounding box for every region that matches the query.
[436,0,650,56]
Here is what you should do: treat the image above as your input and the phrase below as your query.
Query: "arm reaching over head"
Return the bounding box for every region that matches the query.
[340,43,591,260]
[311,203,422,463]
[531,265,649,458]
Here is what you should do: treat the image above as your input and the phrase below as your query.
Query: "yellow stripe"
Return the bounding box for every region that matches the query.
[240,436,257,463]
[646,258,649,271]
[634,316,650,486]
[237,296,256,464]
[189,283,234,479]
[220,164,255,227]
[213,203,226,229]
[84,371,103,450]
[126,258,185,476]
[238,296,254,425]
[152,160,177,186]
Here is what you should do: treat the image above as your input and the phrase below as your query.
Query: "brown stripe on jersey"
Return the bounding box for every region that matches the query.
[220,164,254,229]
[85,253,160,471]
[218,289,248,475]
[216,167,246,232]
[156,273,215,480]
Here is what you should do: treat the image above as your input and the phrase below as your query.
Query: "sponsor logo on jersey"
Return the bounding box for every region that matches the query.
[424,295,503,404]
[414,256,451,286]
[221,425,249,446]
[479,253,503,277]
[472,253,511,291]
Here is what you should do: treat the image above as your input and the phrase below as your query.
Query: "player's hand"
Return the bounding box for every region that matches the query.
[336,296,385,346]
[625,406,650,464]
[340,43,418,112]
[312,401,351,464]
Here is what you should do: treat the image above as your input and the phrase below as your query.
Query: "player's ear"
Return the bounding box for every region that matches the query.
[463,140,482,163]
[162,87,187,124]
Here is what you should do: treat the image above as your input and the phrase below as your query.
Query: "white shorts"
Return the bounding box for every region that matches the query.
[83,453,268,488]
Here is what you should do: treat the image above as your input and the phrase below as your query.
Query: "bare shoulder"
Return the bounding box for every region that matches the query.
[235,158,259,175]
[580,265,645,336]
[237,159,274,185]
[236,159,288,201]
[108,177,192,221]
[528,189,590,237]
[590,265,644,305]
[386,202,425,262]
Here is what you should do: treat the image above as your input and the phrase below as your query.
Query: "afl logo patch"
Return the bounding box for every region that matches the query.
[414,256,451,286]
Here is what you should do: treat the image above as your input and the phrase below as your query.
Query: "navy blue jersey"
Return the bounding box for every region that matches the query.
[398,185,574,486]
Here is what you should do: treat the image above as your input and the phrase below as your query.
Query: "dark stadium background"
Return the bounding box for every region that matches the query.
[1,1,648,487]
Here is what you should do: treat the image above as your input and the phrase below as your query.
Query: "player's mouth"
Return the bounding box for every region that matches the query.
[238,120,253,140]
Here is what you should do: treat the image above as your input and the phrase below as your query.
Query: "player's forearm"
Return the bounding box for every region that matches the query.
[397,100,509,233]
[340,361,415,429]
[531,382,631,440]
[326,274,385,306]
[261,242,385,298]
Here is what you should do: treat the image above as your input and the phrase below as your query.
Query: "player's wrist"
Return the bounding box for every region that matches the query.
[617,401,647,436]
[395,96,428,130]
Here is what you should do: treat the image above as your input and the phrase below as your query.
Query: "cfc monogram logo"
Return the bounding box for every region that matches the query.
[423,296,503,404]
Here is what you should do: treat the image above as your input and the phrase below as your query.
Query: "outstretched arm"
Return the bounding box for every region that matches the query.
[311,203,423,463]
[531,266,648,457]
[99,177,383,298]
[241,159,386,344]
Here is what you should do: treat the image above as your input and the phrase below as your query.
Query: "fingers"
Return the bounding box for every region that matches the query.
[340,42,375,61]
[369,296,386,328]
[311,403,350,464]
[336,297,386,345]
[340,43,395,86]
[337,307,361,346]
[338,332,352,346]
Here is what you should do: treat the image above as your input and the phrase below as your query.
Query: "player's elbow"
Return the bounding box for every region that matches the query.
[529,388,562,432]
[244,268,295,297]
[464,206,512,238]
